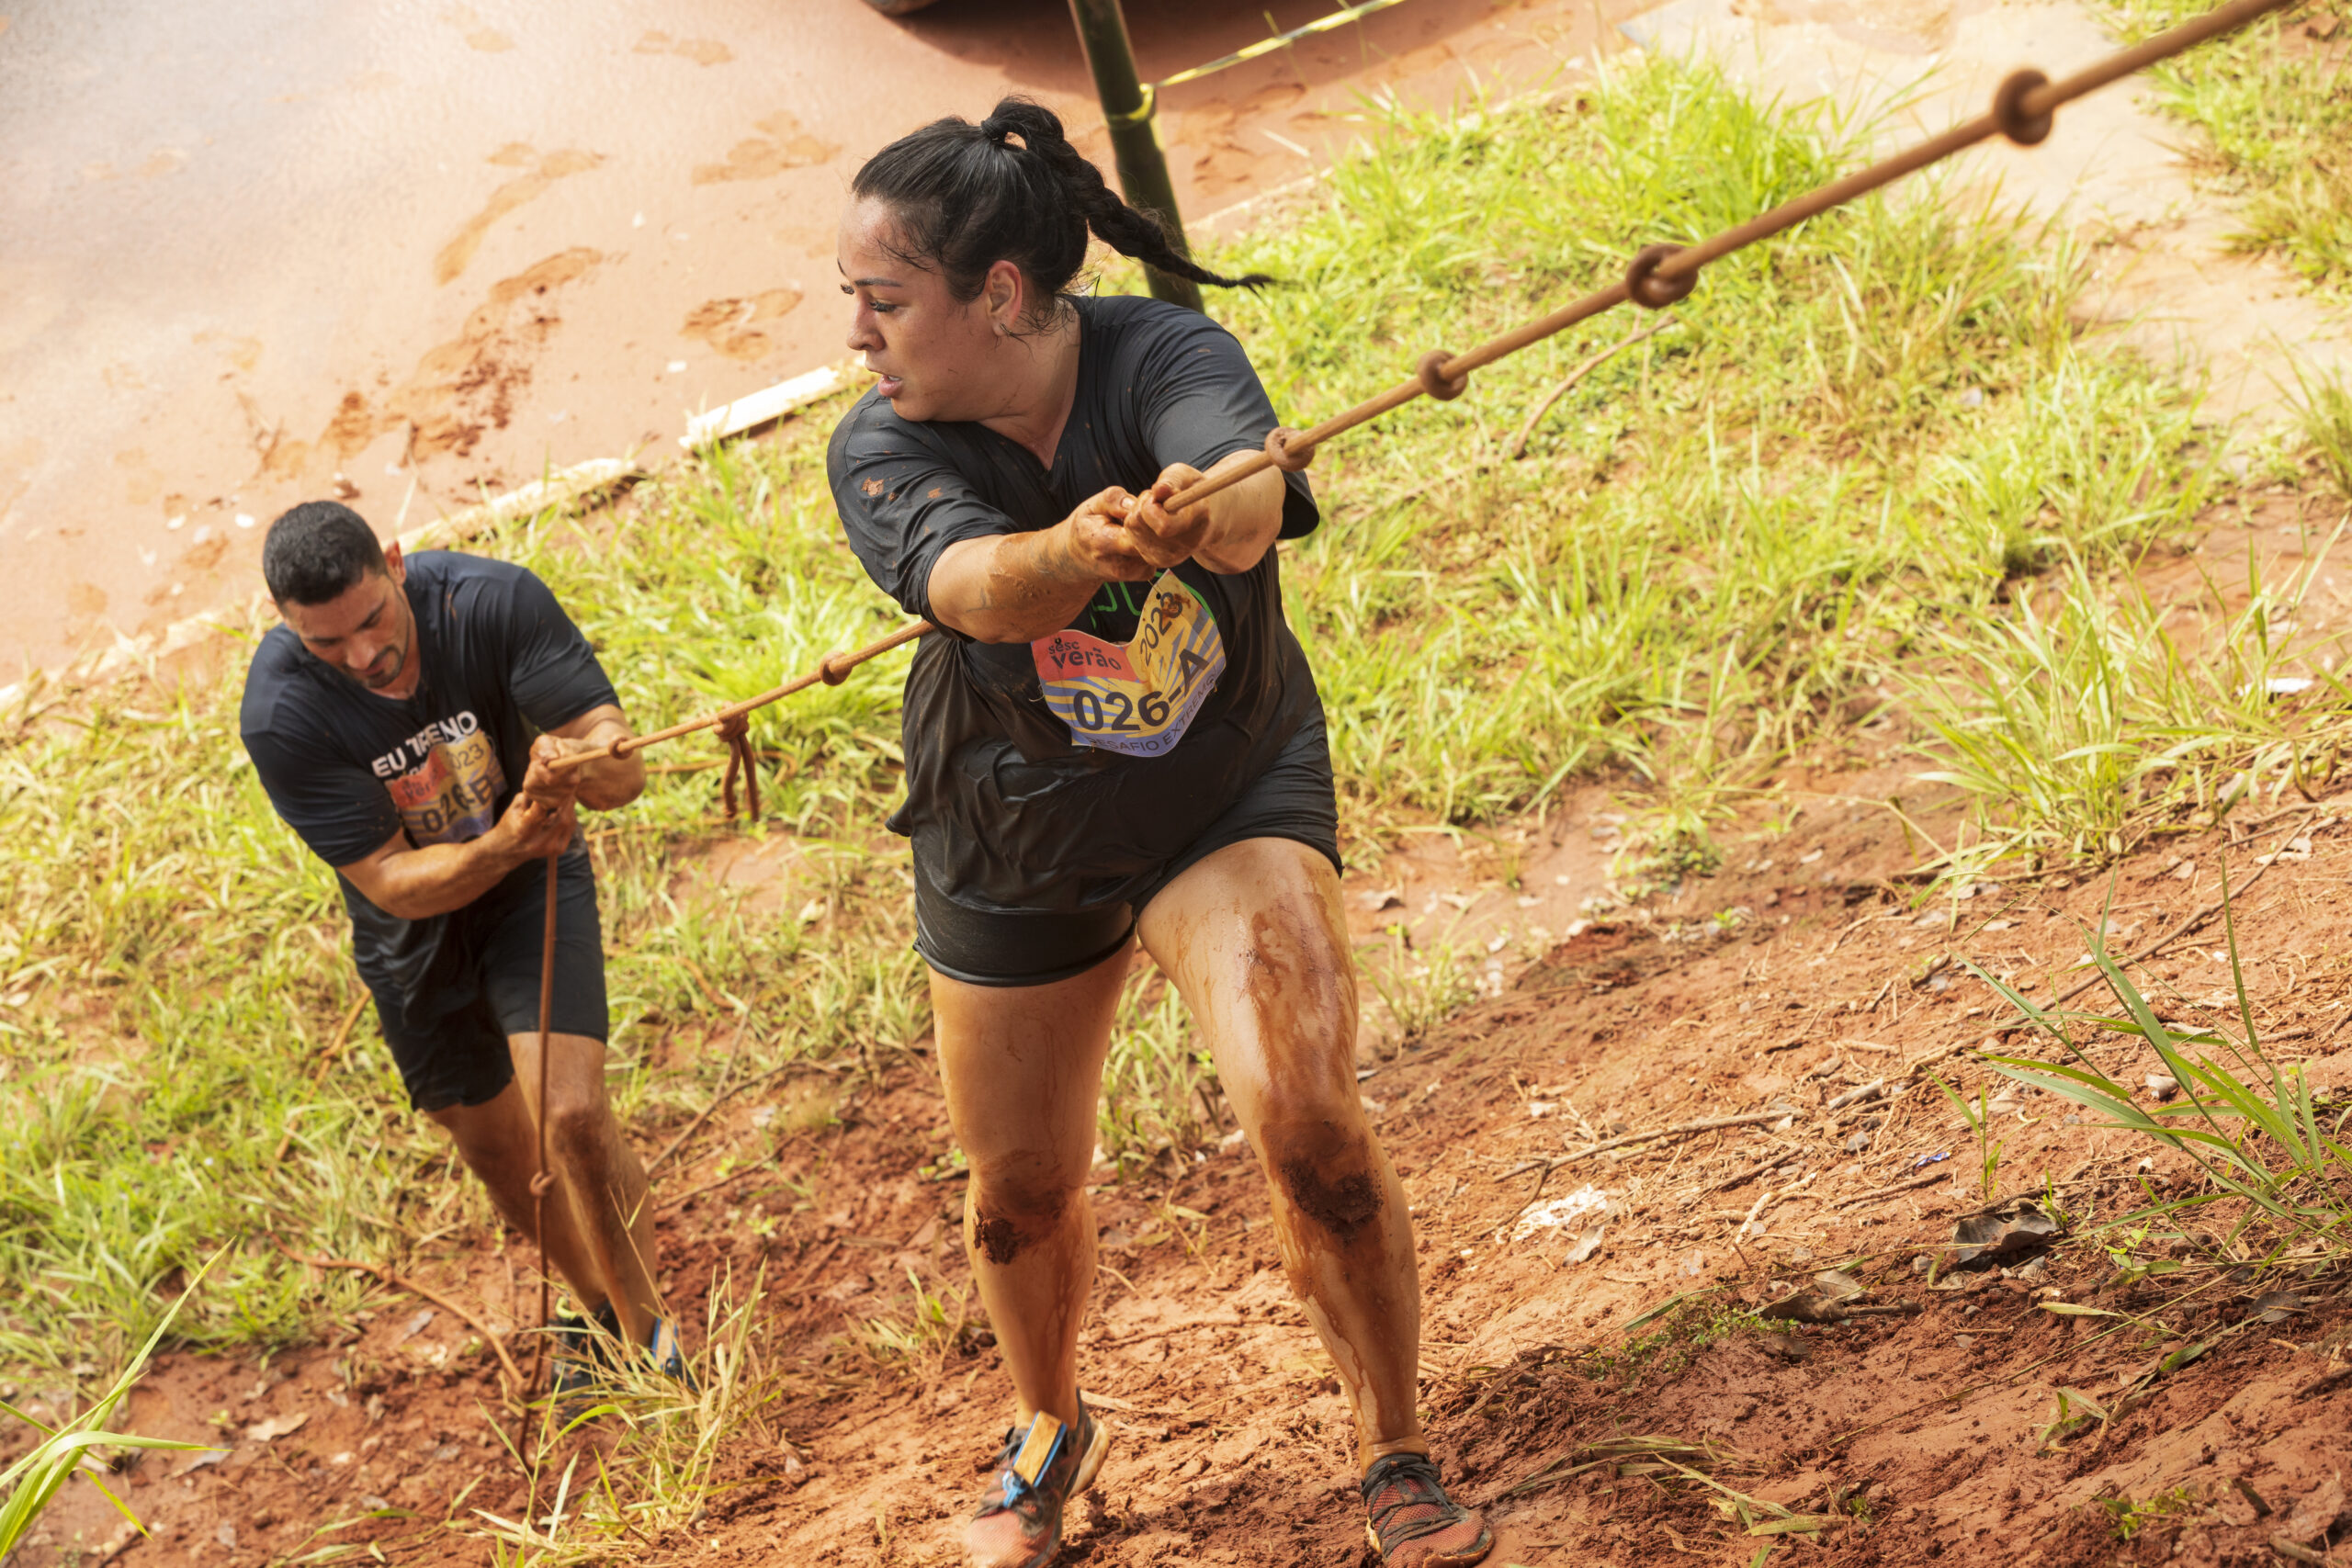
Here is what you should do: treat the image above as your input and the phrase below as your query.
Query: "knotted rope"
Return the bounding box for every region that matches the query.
[546,0,2291,800]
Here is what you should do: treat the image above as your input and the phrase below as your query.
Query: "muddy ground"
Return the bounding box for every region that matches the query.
[16,509,2352,1568]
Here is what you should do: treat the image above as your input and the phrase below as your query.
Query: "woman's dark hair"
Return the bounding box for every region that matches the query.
[263,500,388,606]
[851,96,1270,313]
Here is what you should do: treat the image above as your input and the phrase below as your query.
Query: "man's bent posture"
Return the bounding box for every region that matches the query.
[240,501,682,1395]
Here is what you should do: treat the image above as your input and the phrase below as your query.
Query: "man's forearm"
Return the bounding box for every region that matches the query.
[368,833,535,920]
[570,722,646,810]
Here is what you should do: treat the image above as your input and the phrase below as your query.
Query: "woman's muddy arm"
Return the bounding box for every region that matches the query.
[927,488,1155,644]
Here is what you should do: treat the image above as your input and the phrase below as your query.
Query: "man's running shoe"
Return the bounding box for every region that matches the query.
[964,1399,1112,1568]
[548,1303,619,1416]
[1362,1453,1492,1568]
[646,1315,696,1392]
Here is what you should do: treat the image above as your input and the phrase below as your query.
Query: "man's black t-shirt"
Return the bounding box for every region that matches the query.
[827,293,1325,914]
[239,552,618,1009]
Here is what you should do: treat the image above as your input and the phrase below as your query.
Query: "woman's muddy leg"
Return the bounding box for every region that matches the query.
[1137,839,1425,1472]
[930,949,1130,1429]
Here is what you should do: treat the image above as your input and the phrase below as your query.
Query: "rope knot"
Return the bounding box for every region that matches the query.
[1993,68,2053,146]
[819,651,853,686]
[529,1170,556,1198]
[1624,243,1695,310]
[1416,350,1469,401]
[1262,426,1315,472]
[717,710,762,821]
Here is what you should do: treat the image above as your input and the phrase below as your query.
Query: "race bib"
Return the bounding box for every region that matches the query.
[383,727,505,846]
[1031,573,1225,757]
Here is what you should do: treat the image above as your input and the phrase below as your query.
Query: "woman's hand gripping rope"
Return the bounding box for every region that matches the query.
[540,0,2295,816]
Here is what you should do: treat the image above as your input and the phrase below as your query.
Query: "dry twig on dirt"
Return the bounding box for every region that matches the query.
[1832,1169,1952,1208]
[2044,808,2317,1009]
[270,991,374,1162]
[277,1245,526,1395]
[647,1012,764,1178]
[1551,1109,1792,1167]
[1507,317,1680,458]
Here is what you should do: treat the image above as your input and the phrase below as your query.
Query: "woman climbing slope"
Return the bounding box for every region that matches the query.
[825,98,1491,1568]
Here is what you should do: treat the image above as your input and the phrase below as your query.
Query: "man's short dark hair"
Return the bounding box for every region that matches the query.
[263,502,389,606]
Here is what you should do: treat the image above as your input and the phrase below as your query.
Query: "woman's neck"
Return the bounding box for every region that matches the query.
[978,306,1082,470]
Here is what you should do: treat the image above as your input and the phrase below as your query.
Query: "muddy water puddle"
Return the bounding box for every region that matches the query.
[0,0,1645,680]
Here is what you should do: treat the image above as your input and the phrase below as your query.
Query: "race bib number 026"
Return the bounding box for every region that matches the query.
[1031,574,1226,757]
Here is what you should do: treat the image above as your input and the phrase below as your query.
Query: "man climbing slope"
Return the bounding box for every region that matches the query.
[239,500,684,1395]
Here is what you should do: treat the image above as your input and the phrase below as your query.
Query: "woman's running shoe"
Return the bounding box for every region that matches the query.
[1362,1452,1493,1568]
[964,1399,1112,1568]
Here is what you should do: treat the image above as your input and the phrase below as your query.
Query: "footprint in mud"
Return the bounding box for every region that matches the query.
[379,249,606,459]
[441,6,513,52]
[635,29,733,66]
[694,112,841,185]
[1177,85,1309,197]
[433,147,606,286]
[680,288,806,362]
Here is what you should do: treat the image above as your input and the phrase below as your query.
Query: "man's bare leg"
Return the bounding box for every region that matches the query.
[507,1030,662,1347]
[432,1033,661,1346]
[429,1079,607,1310]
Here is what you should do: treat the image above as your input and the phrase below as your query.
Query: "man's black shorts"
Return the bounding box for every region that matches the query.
[912,712,1342,988]
[361,851,608,1113]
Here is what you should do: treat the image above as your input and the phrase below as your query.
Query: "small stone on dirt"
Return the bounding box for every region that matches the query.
[1812,1270,1866,1303]
[1950,1203,2062,1272]
[2284,1476,2347,1543]
[2253,1290,2308,1325]
[244,1412,310,1443]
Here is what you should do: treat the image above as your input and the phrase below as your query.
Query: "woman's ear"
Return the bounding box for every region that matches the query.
[983,259,1024,336]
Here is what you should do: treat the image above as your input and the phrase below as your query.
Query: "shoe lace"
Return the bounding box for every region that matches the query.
[1363,1455,1464,1550]
[987,1413,1078,1510]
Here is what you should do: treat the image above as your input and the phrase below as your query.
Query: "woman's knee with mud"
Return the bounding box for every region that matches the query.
[1257,1117,1385,1243]
[964,1150,1080,1266]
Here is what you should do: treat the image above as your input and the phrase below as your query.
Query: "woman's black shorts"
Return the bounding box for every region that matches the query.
[361,852,609,1113]
[913,716,1341,988]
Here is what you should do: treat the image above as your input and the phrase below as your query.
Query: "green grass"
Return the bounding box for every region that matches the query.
[1188,59,2214,845]
[3,1269,209,1555]
[1973,885,2352,1249]
[1899,545,2342,873]
[2092,0,2352,295]
[2299,364,2352,502]
[0,54,2233,1390]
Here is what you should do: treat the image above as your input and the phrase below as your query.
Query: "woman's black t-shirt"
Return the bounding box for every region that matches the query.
[828,294,1325,914]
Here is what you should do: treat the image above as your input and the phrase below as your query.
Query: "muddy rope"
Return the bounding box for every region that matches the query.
[546,0,2292,809]
[526,850,560,1459]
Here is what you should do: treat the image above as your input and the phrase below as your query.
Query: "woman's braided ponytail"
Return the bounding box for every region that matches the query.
[853,96,1271,315]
